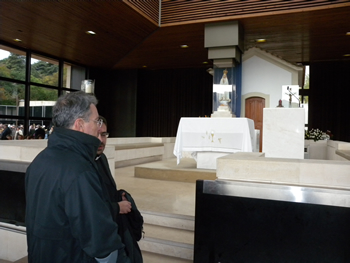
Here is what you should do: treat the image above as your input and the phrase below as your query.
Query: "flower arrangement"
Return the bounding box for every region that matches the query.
[305,128,324,142]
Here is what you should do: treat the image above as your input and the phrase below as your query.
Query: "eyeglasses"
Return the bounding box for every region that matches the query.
[89,118,103,128]
[100,132,109,138]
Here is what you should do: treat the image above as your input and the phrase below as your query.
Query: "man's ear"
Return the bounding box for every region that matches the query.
[73,118,85,132]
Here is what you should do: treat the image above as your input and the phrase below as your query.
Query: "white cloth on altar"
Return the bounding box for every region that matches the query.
[173,117,255,164]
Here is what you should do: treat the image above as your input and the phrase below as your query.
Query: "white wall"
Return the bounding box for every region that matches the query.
[241,48,302,110]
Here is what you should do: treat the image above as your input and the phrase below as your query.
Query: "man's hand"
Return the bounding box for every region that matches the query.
[118,192,131,214]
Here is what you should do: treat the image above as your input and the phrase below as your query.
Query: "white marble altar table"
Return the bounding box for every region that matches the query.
[173,117,255,164]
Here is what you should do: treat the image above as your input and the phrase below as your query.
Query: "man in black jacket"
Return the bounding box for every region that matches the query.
[96,116,143,263]
[25,91,129,263]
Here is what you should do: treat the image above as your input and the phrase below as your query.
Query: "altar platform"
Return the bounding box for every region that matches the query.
[134,158,216,183]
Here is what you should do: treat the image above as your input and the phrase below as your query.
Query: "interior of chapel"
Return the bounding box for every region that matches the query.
[1,1,350,262]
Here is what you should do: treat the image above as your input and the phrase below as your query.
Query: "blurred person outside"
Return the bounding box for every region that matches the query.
[34,124,45,139]
[28,124,36,136]
[14,125,24,140]
[0,124,12,140]
[96,116,143,263]
[25,91,130,263]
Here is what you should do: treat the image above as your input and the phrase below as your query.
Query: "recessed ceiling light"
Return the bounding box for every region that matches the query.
[203,61,208,64]
[180,45,189,48]
[344,54,350,57]
[86,31,96,35]
[346,32,350,36]
[13,39,22,42]
[142,65,147,68]
[256,39,266,43]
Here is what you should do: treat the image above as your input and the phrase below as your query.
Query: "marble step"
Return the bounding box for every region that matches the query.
[140,210,195,231]
[139,236,193,261]
[142,251,192,263]
[143,223,194,245]
[138,210,195,261]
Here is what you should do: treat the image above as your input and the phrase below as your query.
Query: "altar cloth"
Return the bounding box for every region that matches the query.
[173,117,255,164]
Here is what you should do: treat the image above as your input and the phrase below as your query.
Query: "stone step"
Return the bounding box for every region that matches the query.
[142,251,192,263]
[138,210,195,261]
[139,237,193,261]
[143,223,194,245]
[140,210,195,231]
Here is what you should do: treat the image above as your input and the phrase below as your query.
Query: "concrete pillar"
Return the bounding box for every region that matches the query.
[205,21,244,117]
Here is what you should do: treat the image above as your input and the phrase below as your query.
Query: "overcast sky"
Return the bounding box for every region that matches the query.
[0,49,10,60]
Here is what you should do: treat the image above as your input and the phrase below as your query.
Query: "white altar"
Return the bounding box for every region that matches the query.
[173,117,255,169]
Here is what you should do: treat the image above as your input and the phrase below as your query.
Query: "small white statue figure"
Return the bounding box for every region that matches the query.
[220,69,229,85]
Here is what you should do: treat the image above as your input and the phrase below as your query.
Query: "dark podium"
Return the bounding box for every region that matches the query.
[194,179,350,263]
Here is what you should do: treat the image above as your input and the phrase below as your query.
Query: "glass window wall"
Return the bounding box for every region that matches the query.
[0,80,25,116]
[31,54,59,87]
[0,45,26,81]
[0,43,86,138]
[29,85,57,118]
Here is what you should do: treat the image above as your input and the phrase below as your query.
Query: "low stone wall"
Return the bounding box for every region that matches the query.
[107,137,175,158]
[304,140,350,161]
[107,137,175,169]
[0,137,176,179]
[217,152,350,190]
[0,140,47,162]
[327,140,350,161]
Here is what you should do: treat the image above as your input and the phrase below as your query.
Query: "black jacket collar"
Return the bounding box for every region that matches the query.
[48,127,100,163]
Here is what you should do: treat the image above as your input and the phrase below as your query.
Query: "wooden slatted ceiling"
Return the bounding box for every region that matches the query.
[161,0,350,26]
[0,1,349,70]
[125,0,160,25]
[0,1,158,68]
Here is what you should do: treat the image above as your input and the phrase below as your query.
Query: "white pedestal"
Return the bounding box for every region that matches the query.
[211,105,236,118]
[211,111,235,117]
[263,108,305,159]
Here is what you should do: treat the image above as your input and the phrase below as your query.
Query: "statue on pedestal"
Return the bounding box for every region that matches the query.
[220,69,229,85]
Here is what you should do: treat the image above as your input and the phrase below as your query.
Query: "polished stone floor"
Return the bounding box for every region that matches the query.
[116,158,197,217]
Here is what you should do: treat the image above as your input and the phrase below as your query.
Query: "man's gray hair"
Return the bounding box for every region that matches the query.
[52,91,98,128]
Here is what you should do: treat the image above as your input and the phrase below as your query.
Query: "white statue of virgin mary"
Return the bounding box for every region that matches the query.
[220,69,229,85]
